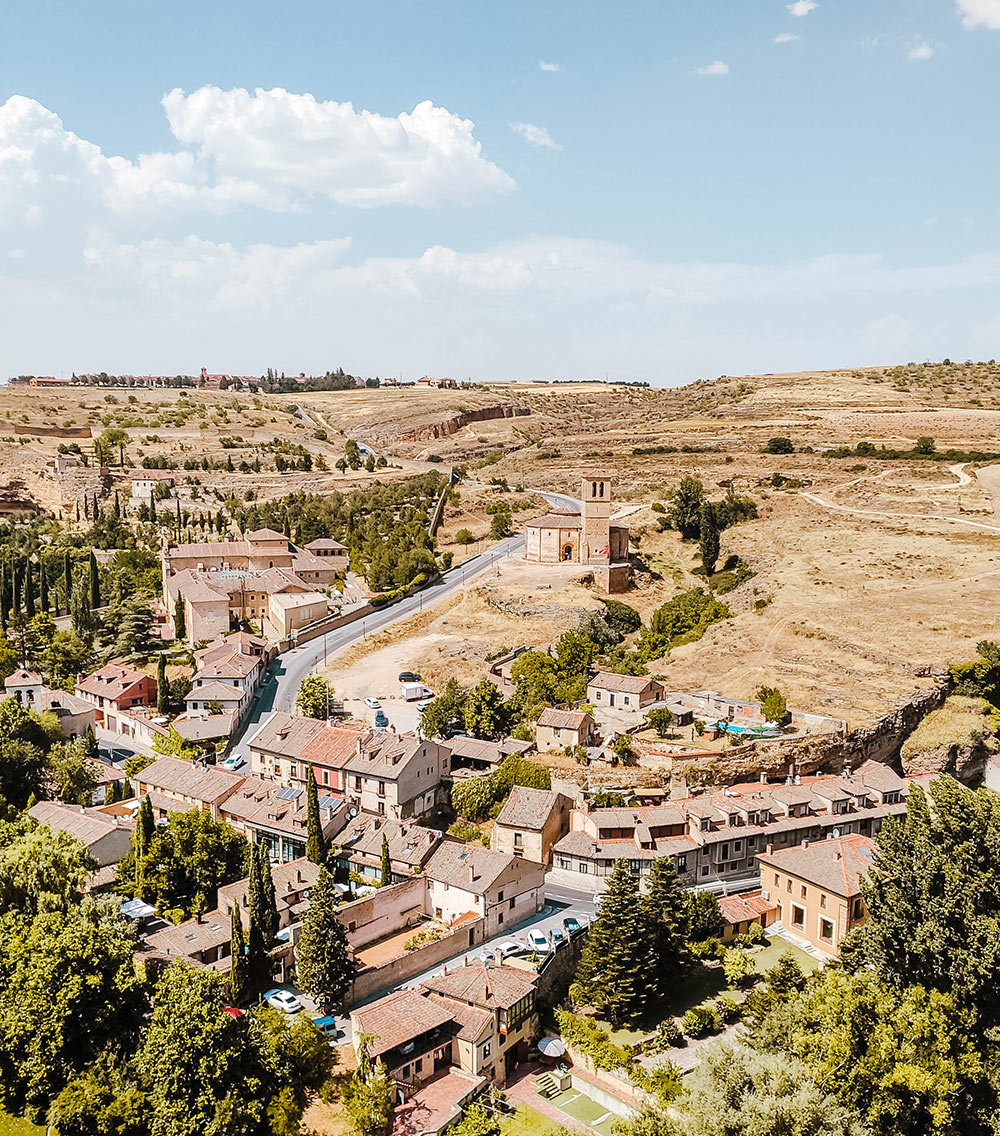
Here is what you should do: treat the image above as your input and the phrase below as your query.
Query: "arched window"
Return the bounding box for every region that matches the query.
[591,482,598,497]
[599,482,605,497]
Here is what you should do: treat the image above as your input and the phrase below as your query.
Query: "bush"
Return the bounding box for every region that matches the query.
[681,1003,722,1037]
[722,947,755,987]
[455,529,475,545]
[644,1018,684,1053]
[763,436,794,454]
[554,1009,633,1071]
[715,995,742,1023]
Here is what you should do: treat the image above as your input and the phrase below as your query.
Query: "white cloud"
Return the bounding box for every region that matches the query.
[0,88,515,218]
[907,39,935,59]
[956,0,1000,29]
[774,32,800,42]
[787,0,818,15]
[538,60,560,72]
[510,122,563,150]
[692,60,730,76]
[7,249,23,259]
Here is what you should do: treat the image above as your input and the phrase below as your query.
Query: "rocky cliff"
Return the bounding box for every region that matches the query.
[399,404,530,442]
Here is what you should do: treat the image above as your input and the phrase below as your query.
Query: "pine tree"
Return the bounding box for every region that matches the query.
[296,866,356,1012]
[574,859,651,1025]
[229,905,248,1006]
[38,560,48,614]
[88,551,101,609]
[643,856,691,1002]
[305,770,325,864]
[699,501,720,577]
[379,834,392,888]
[156,654,168,713]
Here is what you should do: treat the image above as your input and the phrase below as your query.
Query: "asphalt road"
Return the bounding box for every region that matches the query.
[230,491,579,760]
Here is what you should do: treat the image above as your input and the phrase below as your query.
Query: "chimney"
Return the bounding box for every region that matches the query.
[468,865,476,883]
[766,842,774,855]
[759,772,767,783]
[494,947,504,967]
[802,839,809,849]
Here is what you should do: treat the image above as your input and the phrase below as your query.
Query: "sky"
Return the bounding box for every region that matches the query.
[2,0,1000,384]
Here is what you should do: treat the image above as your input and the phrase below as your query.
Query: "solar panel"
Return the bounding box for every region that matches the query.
[318,795,337,810]
[276,786,301,801]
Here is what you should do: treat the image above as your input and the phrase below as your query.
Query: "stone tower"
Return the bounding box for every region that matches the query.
[580,474,612,562]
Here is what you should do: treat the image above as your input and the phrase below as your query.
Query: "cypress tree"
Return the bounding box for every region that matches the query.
[113,489,121,519]
[573,859,651,1025]
[699,501,720,577]
[296,866,356,1012]
[23,560,34,618]
[150,497,157,523]
[104,782,115,806]
[257,843,278,944]
[83,726,99,762]
[92,492,100,521]
[63,551,72,614]
[305,769,325,864]
[156,654,168,713]
[74,501,80,523]
[379,834,392,888]
[88,551,101,609]
[173,594,186,641]
[38,559,48,613]
[229,905,248,1006]
[134,795,155,891]
[11,561,21,615]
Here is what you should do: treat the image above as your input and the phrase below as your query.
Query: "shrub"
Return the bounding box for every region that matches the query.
[455,528,475,545]
[715,995,742,1023]
[763,436,794,454]
[723,947,755,987]
[554,1009,634,1071]
[681,1003,722,1037]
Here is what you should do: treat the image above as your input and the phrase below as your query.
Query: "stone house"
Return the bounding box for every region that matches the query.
[586,671,665,712]
[423,844,545,938]
[535,708,596,751]
[492,786,573,865]
[4,669,95,736]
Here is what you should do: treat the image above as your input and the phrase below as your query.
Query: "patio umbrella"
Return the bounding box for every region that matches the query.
[538,1037,566,1057]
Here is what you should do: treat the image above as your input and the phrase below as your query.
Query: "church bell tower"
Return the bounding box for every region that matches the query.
[581,474,612,562]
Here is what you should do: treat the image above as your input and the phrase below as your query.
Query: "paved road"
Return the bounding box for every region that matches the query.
[230,491,578,760]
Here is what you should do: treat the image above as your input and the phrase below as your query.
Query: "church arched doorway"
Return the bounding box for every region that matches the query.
[562,544,574,561]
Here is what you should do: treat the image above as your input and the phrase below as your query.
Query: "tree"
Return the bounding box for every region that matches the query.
[646,708,674,737]
[71,577,94,640]
[419,678,465,739]
[616,1042,860,1136]
[62,551,73,613]
[756,686,787,724]
[229,904,248,1007]
[250,841,279,945]
[305,770,326,864]
[763,436,795,454]
[173,593,186,641]
[296,673,336,719]
[296,866,356,1012]
[0,698,53,808]
[88,551,101,610]
[128,808,248,918]
[600,598,642,636]
[463,679,509,741]
[448,1097,502,1136]
[108,596,156,659]
[51,737,100,805]
[455,528,475,545]
[488,500,513,540]
[156,654,168,714]
[684,890,724,942]
[344,439,362,470]
[38,561,49,614]
[643,856,691,1001]
[914,435,936,455]
[0,901,144,1115]
[665,475,706,540]
[574,859,650,1024]
[0,821,94,917]
[698,501,720,576]
[612,734,638,767]
[343,1035,395,1136]
[83,725,99,762]
[722,947,754,987]
[379,834,392,887]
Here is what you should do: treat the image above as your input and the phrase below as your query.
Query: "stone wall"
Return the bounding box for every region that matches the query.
[15,424,92,438]
[399,404,530,442]
[676,676,951,791]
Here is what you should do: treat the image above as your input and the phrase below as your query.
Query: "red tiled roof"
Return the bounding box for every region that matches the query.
[758,834,876,897]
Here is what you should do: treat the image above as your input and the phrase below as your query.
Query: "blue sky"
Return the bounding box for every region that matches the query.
[1,0,999,383]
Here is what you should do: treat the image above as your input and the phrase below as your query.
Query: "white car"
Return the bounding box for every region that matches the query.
[363,696,381,709]
[220,754,246,771]
[264,988,303,1013]
[525,929,551,953]
[416,698,435,712]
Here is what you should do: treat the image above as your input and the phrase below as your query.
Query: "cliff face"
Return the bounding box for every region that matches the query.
[676,678,951,792]
[399,404,530,442]
[898,695,999,785]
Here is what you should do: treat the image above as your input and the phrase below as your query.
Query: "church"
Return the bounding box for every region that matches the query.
[523,474,631,593]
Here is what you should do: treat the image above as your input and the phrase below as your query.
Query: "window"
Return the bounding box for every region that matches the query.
[498,891,504,902]
[415,1059,423,1073]
[774,873,780,886]
[559,858,570,870]
[513,832,522,847]
[483,1042,491,1058]
[791,905,805,929]
[721,843,729,860]
[579,862,588,874]
[852,897,865,920]
[677,854,687,871]
[819,917,834,942]
[800,885,807,899]
[701,865,709,877]
[819,893,826,909]
[498,913,504,925]
[733,840,742,854]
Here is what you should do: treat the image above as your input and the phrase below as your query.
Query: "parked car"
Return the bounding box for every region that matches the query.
[416,698,435,713]
[563,915,588,934]
[550,926,566,947]
[220,754,246,771]
[525,928,551,953]
[363,696,381,709]
[312,1015,344,1042]
[374,710,388,728]
[264,989,303,1013]
[494,940,527,959]
[398,671,422,683]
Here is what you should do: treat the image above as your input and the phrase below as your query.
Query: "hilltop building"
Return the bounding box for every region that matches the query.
[523,474,630,592]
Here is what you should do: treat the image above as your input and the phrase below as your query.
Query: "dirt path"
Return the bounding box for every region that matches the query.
[799,489,1000,534]
[974,463,1000,515]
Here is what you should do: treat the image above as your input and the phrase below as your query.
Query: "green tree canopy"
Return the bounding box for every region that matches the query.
[296,673,336,719]
[296,865,356,1012]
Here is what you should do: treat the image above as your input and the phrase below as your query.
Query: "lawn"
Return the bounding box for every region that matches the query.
[502,1103,572,1136]
[0,1113,44,1136]
[746,939,819,976]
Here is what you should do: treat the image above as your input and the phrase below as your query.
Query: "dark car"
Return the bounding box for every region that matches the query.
[398,671,422,683]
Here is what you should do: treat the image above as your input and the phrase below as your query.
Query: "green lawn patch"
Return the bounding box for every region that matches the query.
[747,939,819,976]
[0,1112,45,1136]
[501,1104,569,1136]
